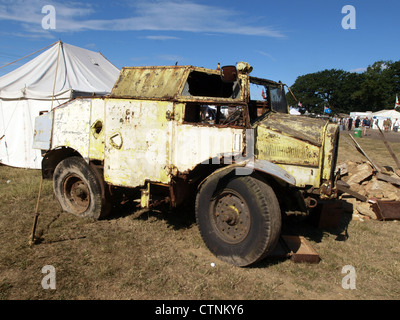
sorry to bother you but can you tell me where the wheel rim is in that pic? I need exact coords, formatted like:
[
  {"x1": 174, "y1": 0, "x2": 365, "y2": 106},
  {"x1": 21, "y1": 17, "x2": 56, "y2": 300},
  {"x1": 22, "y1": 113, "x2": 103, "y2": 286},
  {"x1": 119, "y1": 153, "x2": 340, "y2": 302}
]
[
  {"x1": 210, "y1": 189, "x2": 251, "y2": 244},
  {"x1": 63, "y1": 174, "x2": 90, "y2": 214}
]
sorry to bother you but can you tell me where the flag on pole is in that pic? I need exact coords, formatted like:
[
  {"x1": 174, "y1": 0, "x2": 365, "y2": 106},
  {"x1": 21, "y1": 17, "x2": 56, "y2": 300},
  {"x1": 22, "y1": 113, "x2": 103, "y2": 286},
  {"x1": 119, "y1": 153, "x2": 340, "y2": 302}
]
[{"x1": 324, "y1": 106, "x2": 331, "y2": 114}]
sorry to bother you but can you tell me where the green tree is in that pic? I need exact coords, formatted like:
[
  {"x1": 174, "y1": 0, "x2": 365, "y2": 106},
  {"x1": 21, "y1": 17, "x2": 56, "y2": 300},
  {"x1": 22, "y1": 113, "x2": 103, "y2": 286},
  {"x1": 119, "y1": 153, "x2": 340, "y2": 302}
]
[
  {"x1": 287, "y1": 69, "x2": 362, "y2": 114},
  {"x1": 353, "y1": 61, "x2": 393, "y2": 112},
  {"x1": 332, "y1": 72, "x2": 365, "y2": 114},
  {"x1": 383, "y1": 60, "x2": 400, "y2": 109},
  {"x1": 286, "y1": 72, "x2": 325, "y2": 113},
  {"x1": 287, "y1": 60, "x2": 400, "y2": 114}
]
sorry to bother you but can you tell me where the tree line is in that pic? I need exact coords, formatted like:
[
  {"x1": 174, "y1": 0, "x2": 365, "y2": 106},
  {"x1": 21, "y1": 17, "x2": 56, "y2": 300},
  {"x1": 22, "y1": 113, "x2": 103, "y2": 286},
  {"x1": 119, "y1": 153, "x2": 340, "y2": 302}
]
[{"x1": 286, "y1": 60, "x2": 400, "y2": 115}]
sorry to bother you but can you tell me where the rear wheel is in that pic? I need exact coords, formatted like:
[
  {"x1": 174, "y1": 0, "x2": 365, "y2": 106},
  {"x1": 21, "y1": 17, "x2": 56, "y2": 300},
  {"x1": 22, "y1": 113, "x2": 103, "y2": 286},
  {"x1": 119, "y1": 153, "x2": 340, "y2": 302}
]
[
  {"x1": 53, "y1": 157, "x2": 111, "y2": 219},
  {"x1": 196, "y1": 172, "x2": 281, "y2": 267}
]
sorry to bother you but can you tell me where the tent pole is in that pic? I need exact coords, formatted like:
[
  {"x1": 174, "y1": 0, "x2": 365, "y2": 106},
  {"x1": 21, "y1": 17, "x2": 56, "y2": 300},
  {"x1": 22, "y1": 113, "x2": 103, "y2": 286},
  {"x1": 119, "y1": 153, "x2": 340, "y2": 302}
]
[
  {"x1": 51, "y1": 41, "x2": 62, "y2": 110},
  {"x1": 29, "y1": 41, "x2": 60, "y2": 245}
]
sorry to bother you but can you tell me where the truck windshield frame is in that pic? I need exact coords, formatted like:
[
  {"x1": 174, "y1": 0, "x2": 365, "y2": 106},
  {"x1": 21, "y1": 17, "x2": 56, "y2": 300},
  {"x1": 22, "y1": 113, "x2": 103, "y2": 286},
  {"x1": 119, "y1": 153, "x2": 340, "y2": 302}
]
[
  {"x1": 269, "y1": 85, "x2": 288, "y2": 114},
  {"x1": 249, "y1": 76, "x2": 288, "y2": 115}
]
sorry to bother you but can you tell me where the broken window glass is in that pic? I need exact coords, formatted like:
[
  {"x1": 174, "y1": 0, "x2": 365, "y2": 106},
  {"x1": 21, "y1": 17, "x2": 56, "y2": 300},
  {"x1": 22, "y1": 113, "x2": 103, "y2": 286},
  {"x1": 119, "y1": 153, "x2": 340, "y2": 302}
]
[
  {"x1": 184, "y1": 104, "x2": 245, "y2": 127},
  {"x1": 181, "y1": 71, "x2": 241, "y2": 99}
]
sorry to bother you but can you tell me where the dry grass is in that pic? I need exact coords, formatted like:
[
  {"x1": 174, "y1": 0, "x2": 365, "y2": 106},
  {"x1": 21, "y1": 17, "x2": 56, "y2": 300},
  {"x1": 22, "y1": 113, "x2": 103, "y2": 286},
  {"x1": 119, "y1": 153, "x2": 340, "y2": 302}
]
[{"x1": 1, "y1": 129, "x2": 400, "y2": 300}]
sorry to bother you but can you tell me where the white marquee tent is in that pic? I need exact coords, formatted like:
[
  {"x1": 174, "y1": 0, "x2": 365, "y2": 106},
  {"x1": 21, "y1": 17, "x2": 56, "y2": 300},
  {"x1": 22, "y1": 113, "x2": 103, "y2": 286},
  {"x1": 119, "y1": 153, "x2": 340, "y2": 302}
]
[
  {"x1": 0, "y1": 41, "x2": 120, "y2": 169},
  {"x1": 371, "y1": 109, "x2": 400, "y2": 129}
]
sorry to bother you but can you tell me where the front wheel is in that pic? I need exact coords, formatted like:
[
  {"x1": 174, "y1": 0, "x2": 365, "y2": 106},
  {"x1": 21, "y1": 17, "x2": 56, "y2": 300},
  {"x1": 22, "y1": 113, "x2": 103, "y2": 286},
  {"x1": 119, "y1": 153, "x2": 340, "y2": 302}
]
[
  {"x1": 53, "y1": 157, "x2": 111, "y2": 219},
  {"x1": 195, "y1": 173, "x2": 281, "y2": 267}
]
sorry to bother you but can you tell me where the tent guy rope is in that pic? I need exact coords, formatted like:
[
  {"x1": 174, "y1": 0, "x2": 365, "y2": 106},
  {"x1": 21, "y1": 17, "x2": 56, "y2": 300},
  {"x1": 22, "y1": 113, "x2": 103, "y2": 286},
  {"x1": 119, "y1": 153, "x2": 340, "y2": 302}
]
[{"x1": 0, "y1": 41, "x2": 59, "y2": 70}]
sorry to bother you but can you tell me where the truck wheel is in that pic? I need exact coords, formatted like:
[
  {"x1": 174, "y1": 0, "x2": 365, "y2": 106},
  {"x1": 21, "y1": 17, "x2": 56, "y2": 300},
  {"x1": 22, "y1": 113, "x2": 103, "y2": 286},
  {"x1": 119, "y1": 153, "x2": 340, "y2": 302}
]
[
  {"x1": 53, "y1": 157, "x2": 110, "y2": 220},
  {"x1": 196, "y1": 173, "x2": 281, "y2": 267}
]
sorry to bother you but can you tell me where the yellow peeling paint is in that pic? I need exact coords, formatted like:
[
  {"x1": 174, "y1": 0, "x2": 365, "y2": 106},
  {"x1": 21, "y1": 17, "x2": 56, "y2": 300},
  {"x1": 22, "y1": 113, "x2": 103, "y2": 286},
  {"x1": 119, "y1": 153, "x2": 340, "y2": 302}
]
[
  {"x1": 103, "y1": 99, "x2": 172, "y2": 187},
  {"x1": 89, "y1": 99, "x2": 106, "y2": 161},
  {"x1": 255, "y1": 113, "x2": 337, "y2": 188},
  {"x1": 256, "y1": 127, "x2": 320, "y2": 167},
  {"x1": 321, "y1": 124, "x2": 339, "y2": 180}
]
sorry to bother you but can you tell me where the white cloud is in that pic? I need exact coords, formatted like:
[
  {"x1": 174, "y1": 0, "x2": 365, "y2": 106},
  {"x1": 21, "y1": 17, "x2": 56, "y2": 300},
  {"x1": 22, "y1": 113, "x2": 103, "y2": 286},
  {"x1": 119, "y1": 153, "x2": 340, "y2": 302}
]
[
  {"x1": 256, "y1": 50, "x2": 277, "y2": 62},
  {"x1": 157, "y1": 54, "x2": 184, "y2": 63},
  {"x1": 0, "y1": 0, "x2": 92, "y2": 24},
  {"x1": 143, "y1": 35, "x2": 180, "y2": 41},
  {"x1": 0, "y1": 0, "x2": 286, "y2": 38},
  {"x1": 349, "y1": 67, "x2": 367, "y2": 73}
]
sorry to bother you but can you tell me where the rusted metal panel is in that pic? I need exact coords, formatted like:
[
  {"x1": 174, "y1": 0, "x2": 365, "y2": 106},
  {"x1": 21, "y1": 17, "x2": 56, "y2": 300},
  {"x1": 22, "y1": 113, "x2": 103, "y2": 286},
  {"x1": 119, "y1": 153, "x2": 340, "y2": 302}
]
[
  {"x1": 257, "y1": 112, "x2": 328, "y2": 147},
  {"x1": 269, "y1": 235, "x2": 320, "y2": 263},
  {"x1": 110, "y1": 65, "x2": 247, "y2": 104},
  {"x1": 256, "y1": 126, "x2": 321, "y2": 167},
  {"x1": 251, "y1": 159, "x2": 296, "y2": 185},
  {"x1": 254, "y1": 113, "x2": 338, "y2": 188},
  {"x1": 255, "y1": 113, "x2": 326, "y2": 168},
  {"x1": 371, "y1": 200, "x2": 400, "y2": 220},
  {"x1": 276, "y1": 164, "x2": 321, "y2": 187},
  {"x1": 103, "y1": 98, "x2": 247, "y2": 187},
  {"x1": 103, "y1": 99, "x2": 173, "y2": 188},
  {"x1": 110, "y1": 66, "x2": 189, "y2": 100},
  {"x1": 88, "y1": 98, "x2": 106, "y2": 161},
  {"x1": 281, "y1": 235, "x2": 320, "y2": 263},
  {"x1": 51, "y1": 98, "x2": 93, "y2": 161}
]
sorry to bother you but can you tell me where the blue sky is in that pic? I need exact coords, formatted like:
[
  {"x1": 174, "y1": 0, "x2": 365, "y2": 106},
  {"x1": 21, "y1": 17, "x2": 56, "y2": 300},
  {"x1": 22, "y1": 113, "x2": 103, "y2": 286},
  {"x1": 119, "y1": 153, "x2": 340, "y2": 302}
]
[{"x1": 0, "y1": 0, "x2": 399, "y2": 86}]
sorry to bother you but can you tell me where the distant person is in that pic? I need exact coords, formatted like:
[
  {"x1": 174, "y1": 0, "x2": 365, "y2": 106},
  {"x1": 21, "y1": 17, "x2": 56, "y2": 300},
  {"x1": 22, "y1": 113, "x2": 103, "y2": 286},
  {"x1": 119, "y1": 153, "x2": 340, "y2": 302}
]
[
  {"x1": 355, "y1": 117, "x2": 361, "y2": 128},
  {"x1": 393, "y1": 118, "x2": 400, "y2": 132},
  {"x1": 384, "y1": 118, "x2": 392, "y2": 132},
  {"x1": 347, "y1": 117, "x2": 353, "y2": 130},
  {"x1": 339, "y1": 118, "x2": 345, "y2": 130},
  {"x1": 362, "y1": 118, "x2": 370, "y2": 136}
]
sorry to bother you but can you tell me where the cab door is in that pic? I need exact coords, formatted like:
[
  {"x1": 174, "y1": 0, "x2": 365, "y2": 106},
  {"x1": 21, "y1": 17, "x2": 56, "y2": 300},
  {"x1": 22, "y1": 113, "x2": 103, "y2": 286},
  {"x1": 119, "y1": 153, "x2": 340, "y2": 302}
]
[{"x1": 103, "y1": 99, "x2": 173, "y2": 188}]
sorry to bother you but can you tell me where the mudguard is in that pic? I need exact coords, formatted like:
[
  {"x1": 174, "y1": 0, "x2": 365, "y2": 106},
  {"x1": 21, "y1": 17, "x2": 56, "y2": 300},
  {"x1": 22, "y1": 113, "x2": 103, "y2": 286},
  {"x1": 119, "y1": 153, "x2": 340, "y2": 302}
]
[{"x1": 198, "y1": 158, "x2": 296, "y2": 190}]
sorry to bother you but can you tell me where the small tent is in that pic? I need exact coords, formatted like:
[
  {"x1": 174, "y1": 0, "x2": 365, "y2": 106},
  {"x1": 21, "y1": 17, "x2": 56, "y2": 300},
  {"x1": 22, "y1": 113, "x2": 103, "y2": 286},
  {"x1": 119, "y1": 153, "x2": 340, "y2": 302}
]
[
  {"x1": 371, "y1": 109, "x2": 400, "y2": 129},
  {"x1": 289, "y1": 107, "x2": 301, "y2": 115},
  {"x1": 0, "y1": 41, "x2": 120, "y2": 169}
]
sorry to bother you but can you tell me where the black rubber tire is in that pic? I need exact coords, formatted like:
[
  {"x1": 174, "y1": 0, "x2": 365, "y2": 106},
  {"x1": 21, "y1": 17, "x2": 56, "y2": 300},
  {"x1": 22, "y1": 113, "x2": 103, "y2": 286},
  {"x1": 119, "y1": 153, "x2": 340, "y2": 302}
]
[
  {"x1": 53, "y1": 157, "x2": 110, "y2": 220},
  {"x1": 195, "y1": 171, "x2": 281, "y2": 267}
]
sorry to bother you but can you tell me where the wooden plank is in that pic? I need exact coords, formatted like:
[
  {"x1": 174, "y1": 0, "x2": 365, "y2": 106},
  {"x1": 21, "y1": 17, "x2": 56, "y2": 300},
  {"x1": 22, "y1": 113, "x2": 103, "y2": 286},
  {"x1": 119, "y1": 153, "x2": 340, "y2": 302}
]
[
  {"x1": 348, "y1": 134, "x2": 382, "y2": 172},
  {"x1": 336, "y1": 183, "x2": 368, "y2": 202},
  {"x1": 376, "y1": 172, "x2": 400, "y2": 186}
]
